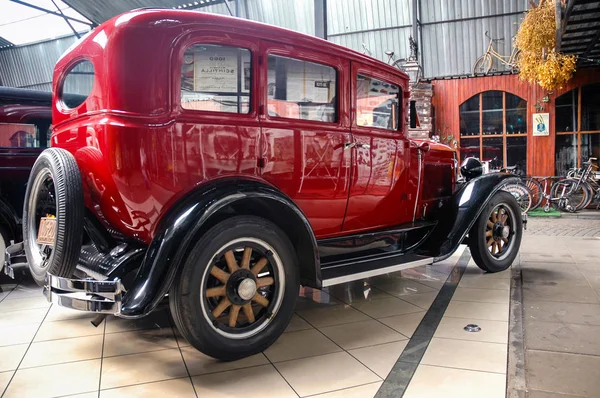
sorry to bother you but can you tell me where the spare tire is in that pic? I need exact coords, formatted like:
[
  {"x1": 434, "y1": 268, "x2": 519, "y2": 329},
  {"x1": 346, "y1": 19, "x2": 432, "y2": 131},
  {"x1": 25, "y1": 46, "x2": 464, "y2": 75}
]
[{"x1": 23, "y1": 148, "x2": 84, "y2": 286}]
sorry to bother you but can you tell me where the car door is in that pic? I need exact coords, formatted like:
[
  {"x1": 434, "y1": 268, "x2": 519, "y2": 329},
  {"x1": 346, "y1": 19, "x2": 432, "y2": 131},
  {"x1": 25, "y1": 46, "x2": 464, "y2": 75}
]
[
  {"x1": 258, "y1": 41, "x2": 352, "y2": 237},
  {"x1": 342, "y1": 62, "x2": 412, "y2": 232}
]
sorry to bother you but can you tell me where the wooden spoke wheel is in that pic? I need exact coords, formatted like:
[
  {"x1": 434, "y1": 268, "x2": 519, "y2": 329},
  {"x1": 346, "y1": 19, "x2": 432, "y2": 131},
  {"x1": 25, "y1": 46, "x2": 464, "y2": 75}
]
[
  {"x1": 201, "y1": 239, "x2": 283, "y2": 338},
  {"x1": 469, "y1": 191, "x2": 523, "y2": 273},
  {"x1": 485, "y1": 204, "x2": 515, "y2": 259}
]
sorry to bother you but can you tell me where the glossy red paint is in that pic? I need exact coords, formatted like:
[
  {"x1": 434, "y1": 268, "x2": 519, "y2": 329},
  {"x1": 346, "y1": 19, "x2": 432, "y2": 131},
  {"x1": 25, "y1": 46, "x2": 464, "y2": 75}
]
[{"x1": 51, "y1": 9, "x2": 454, "y2": 243}]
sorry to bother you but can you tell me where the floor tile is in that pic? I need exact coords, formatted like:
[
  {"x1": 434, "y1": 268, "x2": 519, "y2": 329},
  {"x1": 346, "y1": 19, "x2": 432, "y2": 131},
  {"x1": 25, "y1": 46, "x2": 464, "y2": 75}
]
[
  {"x1": 296, "y1": 304, "x2": 369, "y2": 328},
  {"x1": 527, "y1": 391, "x2": 584, "y2": 398},
  {"x1": 522, "y1": 263, "x2": 588, "y2": 284},
  {"x1": 295, "y1": 288, "x2": 341, "y2": 311},
  {"x1": 320, "y1": 319, "x2": 407, "y2": 350},
  {"x1": 403, "y1": 364, "x2": 506, "y2": 398},
  {"x1": 434, "y1": 317, "x2": 508, "y2": 344},
  {"x1": 378, "y1": 311, "x2": 426, "y2": 338},
  {"x1": 421, "y1": 338, "x2": 507, "y2": 374},
  {"x1": 308, "y1": 381, "x2": 382, "y2": 397},
  {"x1": 104, "y1": 310, "x2": 171, "y2": 333},
  {"x1": 524, "y1": 320, "x2": 600, "y2": 356},
  {"x1": 522, "y1": 283, "x2": 599, "y2": 304},
  {"x1": 2, "y1": 359, "x2": 100, "y2": 398},
  {"x1": 457, "y1": 275, "x2": 511, "y2": 290},
  {"x1": 180, "y1": 346, "x2": 269, "y2": 376},
  {"x1": 264, "y1": 328, "x2": 341, "y2": 363},
  {"x1": 326, "y1": 282, "x2": 393, "y2": 304},
  {"x1": 452, "y1": 287, "x2": 510, "y2": 304},
  {"x1": 350, "y1": 297, "x2": 423, "y2": 319},
  {"x1": 523, "y1": 301, "x2": 600, "y2": 326},
  {"x1": 397, "y1": 292, "x2": 438, "y2": 310},
  {"x1": 370, "y1": 278, "x2": 438, "y2": 297},
  {"x1": 0, "y1": 371, "x2": 13, "y2": 395},
  {"x1": 0, "y1": 296, "x2": 50, "y2": 312},
  {"x1": 193, "y1": 364, "x2": 297, "y2": 398},
  {"x1": 3, "y1": 284, "x2": 43, "y2": 300},
  {"x1": 0, "y1": 322, "x2": 39, "y2": 346},
  {"x1": 348, "y1": 340, "x2": 408, "y2": 378},
  {"x1": 35, "y1": 317, "x2": 104, "y2": 342},
  {"x1": 284, "y1": 314, "x2": 314, "y2": 333},
  {"x1": 44, "y1": 305, "x2": 97, "y2": 322},
  {"x1": 527, "y1": 350, "x2": 600, "y2": 397},
  {"x1": 101, "y1": 348, "x2": 188, "y2": 389},
  {"x1": 274, "y1": 351, "x2": 380, "y2": 397},
  {"x1": 101, "y1": 378, "x2": 196, "y2": 398},
  {"x1": 21, "y1": 335, "x2": 103, "y2": 368},
  {"x1": 444, "y1": 300, "x2": 509, "y2": 321},
  {"x1": 0, "y1": 307, "x2": 48, "y2": 327},
  {"x1": 462, "y1": 264, "x2": 511, "y2": 278},
  {"x1": 0, "y1": 344, "x2": 28, "y2": 372},
  {"x1": 103, "y1": 327, "x2": 178, "y2": 357},
  {"x1": 520, "y1": 253, "x2": 574, "y2": 263}
]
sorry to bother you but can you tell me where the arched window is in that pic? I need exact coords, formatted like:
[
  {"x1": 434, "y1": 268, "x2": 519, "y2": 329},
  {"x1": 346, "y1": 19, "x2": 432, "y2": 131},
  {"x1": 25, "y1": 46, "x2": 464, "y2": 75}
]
[
  {"x1": 555, "y1": 83, "x2": 600, "y2": 175},
  {"x1": 459, "y1": 91, "x2": 527, "y2": 173}
]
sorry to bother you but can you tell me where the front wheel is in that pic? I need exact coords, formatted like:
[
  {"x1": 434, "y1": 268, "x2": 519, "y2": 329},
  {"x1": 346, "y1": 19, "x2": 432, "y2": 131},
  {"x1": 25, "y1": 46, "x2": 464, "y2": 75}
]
[
  {"x1": 473, "y1": 54, "x2": 492, "y2": 75},
  {"x1": 169, "y1": 215, "x2": 299, "y2": 361},
  {"x1": 469, "y1": 191, "x2": 523, "y2": 273}
]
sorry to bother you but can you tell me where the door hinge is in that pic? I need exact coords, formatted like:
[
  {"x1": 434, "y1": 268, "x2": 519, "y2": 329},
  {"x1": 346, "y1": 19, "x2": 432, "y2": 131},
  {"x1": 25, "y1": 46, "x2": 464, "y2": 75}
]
[{"x1": 257, "y1": 157, "x2": 265, "y2": 168}]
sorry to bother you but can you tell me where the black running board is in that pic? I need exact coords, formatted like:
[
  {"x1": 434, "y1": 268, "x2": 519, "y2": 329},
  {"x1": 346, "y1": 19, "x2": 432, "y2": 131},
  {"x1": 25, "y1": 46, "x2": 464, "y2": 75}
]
[{"x1": 321, "y1": 253, "x2": 433, "y2": 287}]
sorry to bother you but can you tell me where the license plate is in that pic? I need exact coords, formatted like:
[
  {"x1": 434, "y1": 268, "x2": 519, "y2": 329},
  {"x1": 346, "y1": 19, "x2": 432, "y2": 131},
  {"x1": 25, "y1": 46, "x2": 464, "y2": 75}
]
[{"x1": 37, "y1": 217, "x2": 57, "y2": 246}]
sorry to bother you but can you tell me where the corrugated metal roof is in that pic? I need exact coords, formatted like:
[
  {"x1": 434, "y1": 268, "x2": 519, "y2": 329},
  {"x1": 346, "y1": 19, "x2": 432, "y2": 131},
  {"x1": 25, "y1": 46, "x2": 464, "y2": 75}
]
[
  {"x1": 0, "y1": 37, "x2": 14, "y2": 50},
  {"x1": 0, "y1": 35, "x2": 78, "y2": 88}
]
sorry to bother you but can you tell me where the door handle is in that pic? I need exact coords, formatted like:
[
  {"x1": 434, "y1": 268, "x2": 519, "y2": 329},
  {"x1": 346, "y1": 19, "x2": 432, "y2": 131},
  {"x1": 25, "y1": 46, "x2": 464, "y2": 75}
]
[{"x1": 344, "y1": 142, "x2": 370, "y2": 150}]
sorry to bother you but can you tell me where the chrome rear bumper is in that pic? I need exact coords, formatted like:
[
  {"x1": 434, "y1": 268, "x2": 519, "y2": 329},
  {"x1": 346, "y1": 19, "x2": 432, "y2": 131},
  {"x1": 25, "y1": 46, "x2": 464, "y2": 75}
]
[{"x1": 43, "y1": 274, "x2": 123, "y2": 315}]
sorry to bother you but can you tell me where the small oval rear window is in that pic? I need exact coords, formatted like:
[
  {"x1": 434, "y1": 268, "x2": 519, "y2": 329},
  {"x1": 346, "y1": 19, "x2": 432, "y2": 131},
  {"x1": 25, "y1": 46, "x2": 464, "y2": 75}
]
[{"x1": 60, "y1": 60, "x2": 94, "y2": 109}]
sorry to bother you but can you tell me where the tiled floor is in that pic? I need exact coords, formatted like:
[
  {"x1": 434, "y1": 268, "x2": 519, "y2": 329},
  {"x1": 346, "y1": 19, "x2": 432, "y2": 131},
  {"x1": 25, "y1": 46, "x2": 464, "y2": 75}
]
[{"x1": 0, "y1": 244, "x2": 516, "y2": 398}]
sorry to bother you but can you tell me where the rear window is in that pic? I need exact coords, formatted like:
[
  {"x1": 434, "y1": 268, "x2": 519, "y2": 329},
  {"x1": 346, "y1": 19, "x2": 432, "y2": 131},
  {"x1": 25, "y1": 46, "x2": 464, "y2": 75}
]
[
  {"x1": 180, "y1": 44, "x2": 251, "y2": 114},
  {"x1": 0, "y1": 121, "x2": 51, "y2": 148},
  {"x1": 60, "y1": 60, "x2": 94, "y2": 109}
]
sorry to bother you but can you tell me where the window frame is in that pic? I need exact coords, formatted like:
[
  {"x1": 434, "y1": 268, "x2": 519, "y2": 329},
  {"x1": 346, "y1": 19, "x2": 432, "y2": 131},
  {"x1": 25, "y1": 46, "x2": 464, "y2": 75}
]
[
  {"x1": 174, "y1": 33, "x2": 260, "y2": 120},
  {"x1": 263, "y1": 51, "x2": 341, "y2": 126},
  {"x1": 351, "y1": 64, "x2": 406, "y2": 136},
  {"x1": 458, "y1": 91, "x2": 528, "y2": 169},
  {"x1": 57, "y1": 57, "x2": 95, "y2": 112},
  {"x1": 555, "y1": 84, "x2": 600, "y2": 169}
]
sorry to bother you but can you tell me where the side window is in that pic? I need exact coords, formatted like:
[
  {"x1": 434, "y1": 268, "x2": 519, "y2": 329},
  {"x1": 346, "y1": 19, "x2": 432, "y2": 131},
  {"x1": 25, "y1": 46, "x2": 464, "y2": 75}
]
[
  {"x1": 181, "y1": 44, "x2": 251, "y2": 114},
  {"x1": 60, "y1": 60, "x2": 94, "y2": 109},
  {"x1": 267, "y1": 55, "x2": 337, "y2": 122},
  {"x1": 356, "y1": 74, "x2": 400, "y2": 131}
]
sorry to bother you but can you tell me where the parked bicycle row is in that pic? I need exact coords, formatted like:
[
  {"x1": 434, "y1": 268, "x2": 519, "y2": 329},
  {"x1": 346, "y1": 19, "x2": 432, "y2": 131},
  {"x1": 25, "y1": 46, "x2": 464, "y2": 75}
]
[{"x1": 493, "y1": 158, "x2": 599, "y2": 214}]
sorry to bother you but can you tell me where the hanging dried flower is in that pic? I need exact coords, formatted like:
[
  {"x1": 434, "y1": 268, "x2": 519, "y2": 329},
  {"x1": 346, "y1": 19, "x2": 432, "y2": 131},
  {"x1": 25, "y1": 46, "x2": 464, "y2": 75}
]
[{"x1": 515, "y1": 0, "x2": 577, "y2": 90}]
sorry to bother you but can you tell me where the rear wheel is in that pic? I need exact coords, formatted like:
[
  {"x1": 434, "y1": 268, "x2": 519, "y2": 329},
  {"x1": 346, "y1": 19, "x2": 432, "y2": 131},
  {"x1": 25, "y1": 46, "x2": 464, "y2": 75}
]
[
  {"x1": 170, "y1": 216, "x2": 299, "y2": 361},
  {"x1": 523, "y1": 177, "x2": 544, "y2": 211},
  {"x1": 469, "y1": 191, "x2": 522, "y2": 273},
  {"x1": 22, "y1": 148, "x2": 83, "y2": 286},
  {"x1": 550, "y1": 179, "x2": 590, "y2": 212},
  {"x1": 503, "y1": 183, "x2": 532, "y2": 213}
]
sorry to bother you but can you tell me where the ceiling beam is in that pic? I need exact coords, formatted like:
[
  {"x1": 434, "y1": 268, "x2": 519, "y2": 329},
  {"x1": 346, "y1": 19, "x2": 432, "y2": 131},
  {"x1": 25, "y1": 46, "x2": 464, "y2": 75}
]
[
  {"x1": 9, "y1": 0, "x2": 92, "y2": 26},
  {"x1": 562, "y1": 34, "x2": 596, "y2": 41},
  {"x1": 564, "y1": 26, "x2": 600, "y2": 34},
  {"x1": 581, "y1": 28, "x2": 600, "y2": 58}
]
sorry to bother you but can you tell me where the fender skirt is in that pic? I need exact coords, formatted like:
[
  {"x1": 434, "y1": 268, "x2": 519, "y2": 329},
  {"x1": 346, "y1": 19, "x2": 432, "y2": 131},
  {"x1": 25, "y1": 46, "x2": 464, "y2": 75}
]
[
  {"x1": 418, "y1": 173, "x2": 519, "y2": 261},
  {"x1": 119, "y1": 178, "x2": 319, "y2": 318}
]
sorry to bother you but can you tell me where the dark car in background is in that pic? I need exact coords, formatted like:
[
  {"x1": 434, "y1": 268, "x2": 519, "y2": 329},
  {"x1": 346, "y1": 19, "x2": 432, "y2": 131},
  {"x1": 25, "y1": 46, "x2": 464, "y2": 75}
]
[{"x1": 0, "y1": 87, "x2": 52, "y2": 257}]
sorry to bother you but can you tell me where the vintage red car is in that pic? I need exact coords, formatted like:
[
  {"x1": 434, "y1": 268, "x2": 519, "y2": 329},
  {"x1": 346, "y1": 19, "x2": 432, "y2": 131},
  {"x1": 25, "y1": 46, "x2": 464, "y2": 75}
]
[{"x1": 9, "y1": 9, "x2": 522, "y2": 360}]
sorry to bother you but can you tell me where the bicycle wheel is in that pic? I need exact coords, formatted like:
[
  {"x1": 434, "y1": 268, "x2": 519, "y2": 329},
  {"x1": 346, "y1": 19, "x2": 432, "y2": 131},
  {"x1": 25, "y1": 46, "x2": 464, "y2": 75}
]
[
  {"x1": 550, "y1": 179, "x2": 590, "y2": 212},
  {"x1": 523, "y1": 177, "x2": 543, "y2": 211},
  {"x1": 473, "y1": 54, "x2": 492, "y2": 75},
  {"x1": 502, "y1": 183, "x2": 532, "y2": 213}
]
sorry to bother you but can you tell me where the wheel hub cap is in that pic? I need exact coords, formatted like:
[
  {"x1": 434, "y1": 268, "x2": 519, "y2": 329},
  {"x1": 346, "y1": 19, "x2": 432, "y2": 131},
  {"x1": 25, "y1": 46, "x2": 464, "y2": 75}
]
[{"x1": 238, "y1": 278, "x2": 257, "y2": 300}]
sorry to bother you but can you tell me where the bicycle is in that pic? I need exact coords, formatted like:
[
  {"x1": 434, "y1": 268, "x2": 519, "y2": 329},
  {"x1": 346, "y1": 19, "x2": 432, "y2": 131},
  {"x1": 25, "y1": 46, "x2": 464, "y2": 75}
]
[
  {"x1": 560, "y1": 158, "x2": 599, "y2": 210},
  {"x1": 362, "y1": 41, "x2": 423, "y2": 86},
  {"x1": 473, "y1": 31, "x2": 521, "y2": 76}
]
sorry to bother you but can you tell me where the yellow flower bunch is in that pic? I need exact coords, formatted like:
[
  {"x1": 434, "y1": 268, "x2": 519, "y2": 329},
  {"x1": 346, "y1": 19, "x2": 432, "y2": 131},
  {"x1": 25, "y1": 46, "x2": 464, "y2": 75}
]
[{"x1": 515, "y1": 0, "x2": 577, "y2": 90}]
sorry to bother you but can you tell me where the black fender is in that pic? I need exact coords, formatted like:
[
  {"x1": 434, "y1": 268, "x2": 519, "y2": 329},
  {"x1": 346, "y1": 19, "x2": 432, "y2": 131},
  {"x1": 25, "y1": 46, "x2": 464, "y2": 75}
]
[
  {"x1": 119, "y1": 177, "x2": 320, "y2": 318},
  {"x1": 418, "y1": 173, "x2": 520, "y2": 261}
]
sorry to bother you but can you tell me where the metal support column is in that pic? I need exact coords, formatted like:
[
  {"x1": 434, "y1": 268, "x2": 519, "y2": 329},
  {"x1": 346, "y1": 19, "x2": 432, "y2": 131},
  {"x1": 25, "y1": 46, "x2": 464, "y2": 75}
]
[{"x1": 314, "y1": 0, "x2": 327, "y2": 39}]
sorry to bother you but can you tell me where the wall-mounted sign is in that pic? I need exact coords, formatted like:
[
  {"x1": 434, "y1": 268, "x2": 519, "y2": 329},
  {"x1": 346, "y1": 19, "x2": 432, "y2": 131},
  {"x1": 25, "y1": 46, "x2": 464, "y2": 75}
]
[
  {"x1": 532, "y1": 113, "x2": 550, "y2": 136},
  {"x1": 314, "y1": 81, "x2": 330, "y2": 88}
]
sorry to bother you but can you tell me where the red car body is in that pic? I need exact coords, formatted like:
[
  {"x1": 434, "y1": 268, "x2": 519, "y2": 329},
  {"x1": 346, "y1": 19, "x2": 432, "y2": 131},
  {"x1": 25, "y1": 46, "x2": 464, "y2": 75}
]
[{"x1": 51, "y1": 9, "x2": 456, "y2": 245}]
